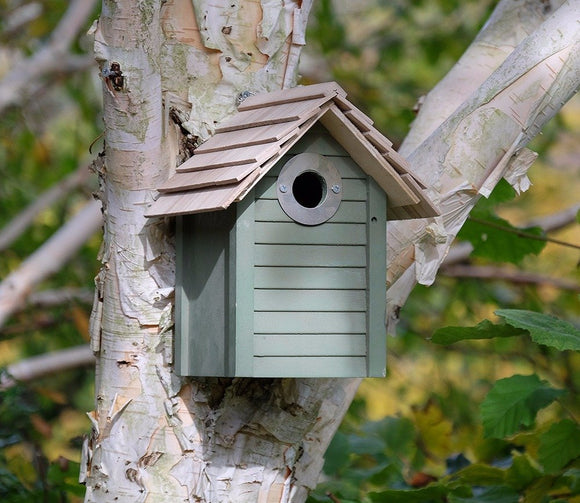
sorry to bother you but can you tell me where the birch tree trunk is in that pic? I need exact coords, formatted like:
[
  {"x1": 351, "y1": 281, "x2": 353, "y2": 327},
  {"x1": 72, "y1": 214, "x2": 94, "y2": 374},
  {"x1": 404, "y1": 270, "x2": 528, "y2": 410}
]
[{"x1": 83, "y1": 0, "x2": 579, "y2": 501}]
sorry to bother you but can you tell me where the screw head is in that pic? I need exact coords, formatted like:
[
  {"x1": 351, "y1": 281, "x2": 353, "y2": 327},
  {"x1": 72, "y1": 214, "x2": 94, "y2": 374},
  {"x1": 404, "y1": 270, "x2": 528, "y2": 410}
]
[
  {"x1": 279, "y1": 184, "x2": 288, "y2": 193},
  {"x1": 331, "y1": 184, "x2": 341, "y2": 194}
]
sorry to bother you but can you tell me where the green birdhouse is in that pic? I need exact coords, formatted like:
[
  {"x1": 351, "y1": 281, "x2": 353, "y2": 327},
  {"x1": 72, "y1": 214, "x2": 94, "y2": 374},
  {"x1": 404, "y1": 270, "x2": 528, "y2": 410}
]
[{"x1": 146, "y1": 82, "x2": 438, "y2": 378}]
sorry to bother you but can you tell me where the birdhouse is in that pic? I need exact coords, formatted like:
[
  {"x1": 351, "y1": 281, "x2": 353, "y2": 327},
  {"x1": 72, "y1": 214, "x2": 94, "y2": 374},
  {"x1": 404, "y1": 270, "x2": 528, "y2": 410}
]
[{"x1": 146, "y1": 82, "x2": 438, "y2": 378}]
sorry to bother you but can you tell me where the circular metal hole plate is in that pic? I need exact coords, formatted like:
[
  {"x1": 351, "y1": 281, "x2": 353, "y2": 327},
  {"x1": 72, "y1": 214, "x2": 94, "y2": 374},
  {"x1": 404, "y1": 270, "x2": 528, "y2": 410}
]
[{"x1": 277, "y1": 153, "x2": 342, "y2": 226}]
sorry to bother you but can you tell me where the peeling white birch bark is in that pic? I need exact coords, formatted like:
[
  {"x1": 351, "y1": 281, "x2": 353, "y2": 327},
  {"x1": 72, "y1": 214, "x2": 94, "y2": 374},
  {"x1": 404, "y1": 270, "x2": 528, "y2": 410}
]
[
  {"x1": 83, "y1": 1, "x2": 579, "y2": 502},
  {"x1": 386, "y1": 1, "x2": 579, "y2": 331},
  {"x1": 400, "y1": 0, "x2": 567, "y2": 155},
  {"x1": 86, "y1": 2, "x2": 358, "y2": 502}
]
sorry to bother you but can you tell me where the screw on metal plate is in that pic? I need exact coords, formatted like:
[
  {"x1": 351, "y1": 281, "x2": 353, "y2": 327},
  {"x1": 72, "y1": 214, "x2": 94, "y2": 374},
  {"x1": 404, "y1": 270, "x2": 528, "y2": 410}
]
[
  {"x1": 279, "y1": 184, "x2": 288, "y2": 193},
  {"x1": 331, "y1": 184, "x2": 341, "y2": 194}
]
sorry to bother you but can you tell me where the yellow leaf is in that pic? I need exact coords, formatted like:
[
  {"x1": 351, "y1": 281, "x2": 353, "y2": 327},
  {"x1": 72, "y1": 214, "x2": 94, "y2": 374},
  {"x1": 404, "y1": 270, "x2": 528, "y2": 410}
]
[{"x1": 413, "y1": 400, "x2": 453, "y2": 460}]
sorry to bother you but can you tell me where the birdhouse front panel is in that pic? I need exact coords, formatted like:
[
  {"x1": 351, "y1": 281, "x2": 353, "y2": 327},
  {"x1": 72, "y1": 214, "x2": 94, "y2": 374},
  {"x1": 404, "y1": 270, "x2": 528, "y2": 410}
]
[
  {"x1": 147, "y1": 82, "x2": 440, "y2": 378},
  {"x1": 249, "y1": 129, "x2": 387, "y2": 377}
]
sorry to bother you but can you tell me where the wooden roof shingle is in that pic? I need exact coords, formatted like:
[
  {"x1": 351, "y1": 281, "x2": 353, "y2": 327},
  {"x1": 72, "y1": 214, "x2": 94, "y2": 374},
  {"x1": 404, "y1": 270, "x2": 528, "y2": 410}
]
[{"x1": 146, "y1": 82, "x2": 439, "y2": 220}]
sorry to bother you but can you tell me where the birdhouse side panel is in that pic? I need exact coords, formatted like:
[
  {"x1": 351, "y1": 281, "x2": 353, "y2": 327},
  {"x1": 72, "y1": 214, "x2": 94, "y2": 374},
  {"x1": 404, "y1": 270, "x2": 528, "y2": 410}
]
[
  {"x1": 175, "y1": 211, "x2": 236, "y2": 376},
  {"x1": 366, "y1": 177, "x2": 388, "y2": 377}
]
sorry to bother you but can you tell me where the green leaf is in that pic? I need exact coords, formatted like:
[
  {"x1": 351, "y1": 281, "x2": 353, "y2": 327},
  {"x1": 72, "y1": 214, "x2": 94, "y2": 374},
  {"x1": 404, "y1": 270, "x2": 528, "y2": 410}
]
[
  {"x1": 363, "y1": 416, "x2": 416, "y2": 458},
  {"x1": 368, "y1": 484, "x2": 448, "y2": 502},
  {"x1": 495, "y1": 310, "x2": 580, "y2": 351},
  {"x1": 348, "y1": 433, "x2": 385, "y2": 456},
  {"x1": 46, "y1": 459, "x2": 86, "y2": 497},
  {"x1": 475, "y1": 179, "x2": 517, "y2": 210},
  {"x1": 457, "y1": 214, "x2": 545, "y2": 264},
  {"x1": 505, "y1": 453, "x2": 542, "y2": 490},
  {"x1": 448, "y1": 485, "x2": 519, "y2": 503},
  {"x1": 323, "y1": 431, "x2": 351, "y2": 475},
  {"x1": 539, "y1": 419, "x2": 580, "y2": 473},
  {"x1": 561, "y1": 468, "x2": 580, "y2": 494},
  {"x1": 368, "y1": 463, "x2": 407, "y2": 487},
  {"x1": 480, "y1": 375, "x2": 565, "y2": 439},
  {"x1": 524, "y1": 476, "x2": 559, "y2": 502},
  {"x1": 452, "y1": 464, "x2": 506, "y2": 486},
  {"x1": 431, "y1": 320, "x2": 526, "y2": 345}
]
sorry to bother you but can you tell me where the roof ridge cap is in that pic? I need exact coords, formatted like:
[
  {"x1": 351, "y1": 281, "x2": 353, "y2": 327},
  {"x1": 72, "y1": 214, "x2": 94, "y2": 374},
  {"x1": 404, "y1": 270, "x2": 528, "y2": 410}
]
[{"x1": 236, "y1": 81, "x2": 345, "y2": 111}]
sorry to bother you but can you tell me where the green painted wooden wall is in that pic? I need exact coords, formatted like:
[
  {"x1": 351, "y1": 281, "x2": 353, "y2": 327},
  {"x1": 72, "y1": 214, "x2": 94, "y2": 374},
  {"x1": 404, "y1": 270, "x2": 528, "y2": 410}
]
[{"x1": 175, "y1": 127, "x2": 387, "y2": 378}]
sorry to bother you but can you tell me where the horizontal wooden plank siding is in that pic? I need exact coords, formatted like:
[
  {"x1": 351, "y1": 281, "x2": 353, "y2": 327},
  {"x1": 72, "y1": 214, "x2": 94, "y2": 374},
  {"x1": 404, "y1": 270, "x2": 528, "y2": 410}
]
[
  {"x1": 255, "y1": 222, "x2": 366, "y2": 245},
  {"x1": 254, "y1": 334, "x2": 366, "y2": 356},
  {"x1": 253, "y1": 356, "x2": 367, "y2": 377},
  {"x1": 255, "y1": 244, "x2": 366, "y2": 267},
  {"x1": 247, "y1": 129, "x2": 377, "y2": 377},
  {"x1": 255, "y1": 200, "x2": 367, "y2": 224},
  {"x1": 254, "y1": 312, "x2": 366, "y2": 334},
  {"x1": 254, "y1": 289, "x2": 366, "y2": 312},
  {"x1": 254, "y1": 266, "x2": 366, "y2": 289}
]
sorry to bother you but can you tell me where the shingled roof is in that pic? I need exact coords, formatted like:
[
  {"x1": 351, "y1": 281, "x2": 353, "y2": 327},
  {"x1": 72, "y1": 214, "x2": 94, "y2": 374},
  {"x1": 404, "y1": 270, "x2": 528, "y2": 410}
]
[{"x1": 145, "y1": 82, "x2": 438, "y2": 220}]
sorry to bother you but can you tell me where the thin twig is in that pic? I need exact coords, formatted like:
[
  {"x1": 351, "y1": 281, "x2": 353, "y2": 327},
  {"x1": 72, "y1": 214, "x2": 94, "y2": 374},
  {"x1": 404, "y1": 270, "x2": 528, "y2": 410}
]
[
  {"x1": 467, "y1": 215, "x2": 580, "y2": 251},
  {"x1": 325, "y1": 492, "x2": 342, "y2": 503},
  {"x1": 0, "y1": 345, "x2": 94, "y2": 390},
  {"x1": 27, "y1": 288, "x2": 94, "y2": 308},
  {"x1": 0, "y1": 164, "x2": 92, "y2": 252},
  {"x1": 443, "y1": 204, "x2": 580, "y2": 266},
  {"x1": 0, "y1": 199, "x2": 102, "y2": 330},
  {"x1": 527, "y1": 204, "x2": 580, "y2": 232},
  {"x1": 0, "y1": 313, "x2": 60, "y2": 337},
  {"x1": 0, "y1": 0, "x2": 98, "y2": 112},
  {"x1": 441, "y1": 265, "x2": 580, "y2": 292}
]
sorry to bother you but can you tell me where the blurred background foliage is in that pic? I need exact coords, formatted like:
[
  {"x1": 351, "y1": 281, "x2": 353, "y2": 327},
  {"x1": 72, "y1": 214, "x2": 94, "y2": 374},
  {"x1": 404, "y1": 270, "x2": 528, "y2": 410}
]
[
  {"x1": 0, "y1": 0, "x2": 578, "y2": 501},
  {"x1": 0, "y1": 0, "x2": 101, "y2": 500}
]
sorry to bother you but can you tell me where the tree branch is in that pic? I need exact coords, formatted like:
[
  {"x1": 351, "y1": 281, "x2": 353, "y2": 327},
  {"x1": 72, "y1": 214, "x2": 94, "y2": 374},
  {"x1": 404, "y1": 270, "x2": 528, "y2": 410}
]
[
  {"x1": 441, "y1": 264, "x2": 580, "y2": 292},
  {"x1": 386, "y1": 1, "x2": 579, "y2": 331},
  {"x1": 399, "y1": 0, "x2": 567, "y2": 155},
  {"x1": 467, "y1": 215, "x2": 580, "y2": 250},
  {"x1": 2, "y1": 2, "x2": 42, "y2": 38},
  {"x1": 0, "y1": 164, "x2": 92, "y2": 252},
  {"x1": 0, "y1": 344, "x2": 94, "y2": 390},
  {"x1": 27, "y1": 288, "x2": 94, "y2": 308},
  {"x1": 442, "y1": 203, "x2": 580, "y2": 266},
  {"x1": 0, "y1": 0, "x2": 98, "y2": 112},
  {"x1": 0, "y1": 199, "x2": 102, "y2": 329}
]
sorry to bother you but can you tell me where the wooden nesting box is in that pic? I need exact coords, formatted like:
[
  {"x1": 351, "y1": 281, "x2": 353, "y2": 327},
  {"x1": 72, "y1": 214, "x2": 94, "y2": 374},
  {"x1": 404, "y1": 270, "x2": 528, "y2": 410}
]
[{"x1": 146, "y1": 82, "x2": 438, "y2": 378}]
